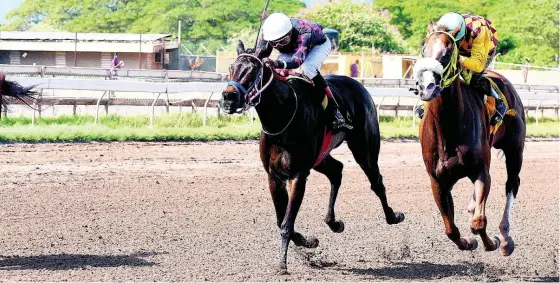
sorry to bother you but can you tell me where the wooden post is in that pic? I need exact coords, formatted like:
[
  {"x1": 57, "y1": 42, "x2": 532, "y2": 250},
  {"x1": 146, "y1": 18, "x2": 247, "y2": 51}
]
[
  {"x1": 178, "y1": 21, "x2": 182, "y2": 68},
  {"x1": 74, "y1": 32, "x2": 78, "y2": 66},
  {"x1": 360, "y1": 51, "x2": 365, "y2": 79},
  {"x1": 138, "y1": 34, "x2": 142, "y2": 69}
]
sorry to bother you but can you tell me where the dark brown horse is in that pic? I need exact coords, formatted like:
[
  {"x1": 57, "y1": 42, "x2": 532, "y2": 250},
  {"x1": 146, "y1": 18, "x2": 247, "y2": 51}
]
[
  {"x1": 413, "y1": 24, "x2": 525, "y2": 256},
  {"x1": 0, "y1": 73, "x2": 38, "y2": 118},
  {"x1": 220, "y1": 41, "x2": 405, "y2": 273}
]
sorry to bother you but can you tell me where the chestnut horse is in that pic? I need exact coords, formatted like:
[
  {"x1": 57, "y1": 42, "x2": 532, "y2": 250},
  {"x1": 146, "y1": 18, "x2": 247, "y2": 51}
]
[
  {"x1": 220, "y1": 41, "x2": 405, "y2": 273},
  {"x1": 413, "y1": 24, "x2": 525, "y2": 256}
]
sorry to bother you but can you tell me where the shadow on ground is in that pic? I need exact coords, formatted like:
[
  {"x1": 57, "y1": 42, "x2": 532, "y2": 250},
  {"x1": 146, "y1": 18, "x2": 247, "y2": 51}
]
[{"x1": 0, "y1": 252, "x2": 157, "y2": 270}]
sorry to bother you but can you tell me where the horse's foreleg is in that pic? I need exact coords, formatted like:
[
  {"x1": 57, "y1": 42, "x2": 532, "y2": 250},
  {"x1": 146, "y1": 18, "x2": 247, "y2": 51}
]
[
  {"x1": 431, "y1": 176, "x2": 478, "y2": 250},
  {"x1": 314, "y1": 155, "x2": 345, "y2": 233},
  {"x1": 268, "y1": 175, "x2": 288, "y2": 228},
  {"x1": 278, "y1": 171, "x2": 317, "y2": 274},
  {"x1": 471, "y1": 170, "x2": 500, "y2": 251},
  {"x1": 467, "y1": 192, "x2": 476, "y2": 226}
]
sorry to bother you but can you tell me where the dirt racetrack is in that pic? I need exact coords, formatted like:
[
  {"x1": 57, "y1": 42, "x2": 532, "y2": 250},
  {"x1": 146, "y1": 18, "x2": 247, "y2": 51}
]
[{"x1": 0, "y1": 140, "x2": 558, "y2": 281}]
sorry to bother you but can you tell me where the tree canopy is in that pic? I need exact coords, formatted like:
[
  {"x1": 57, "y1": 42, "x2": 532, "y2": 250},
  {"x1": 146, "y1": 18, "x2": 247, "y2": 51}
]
[
  {"x1": 4, "y1": 0, "x2": 558, "y2": 66},
  {"x1": 297, "y1": 0, "x2": 408, "y2": 53},
  {"x1": 4, "y1": 0, "x2": 305, "y2": 54},
  {"x1": 375, "y1": 0, "x2": 559, "y2": 66}
]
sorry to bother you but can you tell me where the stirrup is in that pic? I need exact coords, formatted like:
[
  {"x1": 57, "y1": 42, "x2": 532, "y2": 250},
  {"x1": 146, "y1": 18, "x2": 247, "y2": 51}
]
[
  {"x1": 333, "y1": 110, "x2": 353, "y2": 131},
  {"x1": 491, "y1": 101, "x2": 506, "y2": 125},
  {"x1": 415, "y1": 106, "x2": 425, "y2": 119},
  {"x1": 490, "y1": 111, "x2": 504, "y2": 126}
]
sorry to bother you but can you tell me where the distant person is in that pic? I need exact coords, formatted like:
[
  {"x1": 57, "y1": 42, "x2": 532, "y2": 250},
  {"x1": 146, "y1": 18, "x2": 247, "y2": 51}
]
[
  {"x1": 350, "y1": 60, "x2": 359, "y2": 78},
  {"x1": 112, "y1": 53, "x2": 124, "y2": 68}
]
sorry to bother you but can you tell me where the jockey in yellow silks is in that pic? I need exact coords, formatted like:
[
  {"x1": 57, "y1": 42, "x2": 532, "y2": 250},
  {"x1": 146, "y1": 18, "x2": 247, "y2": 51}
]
[{"x1": 416, "y1": 12, "x2": 506, "y2": 125}]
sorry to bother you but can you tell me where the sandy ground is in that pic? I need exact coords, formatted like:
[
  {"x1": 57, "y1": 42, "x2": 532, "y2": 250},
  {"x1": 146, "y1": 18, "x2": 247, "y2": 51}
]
[{"x1": 0, "y1": 140, "x2": 558, "y2": 281}]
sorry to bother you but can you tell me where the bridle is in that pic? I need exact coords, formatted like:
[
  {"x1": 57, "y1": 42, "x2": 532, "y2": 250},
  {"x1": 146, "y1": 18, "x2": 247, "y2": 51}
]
[
  {"x1": 426, "y1": 30, "x2": 461, "y2": 89},
  {"x1": 225, "y1": 53, "x2": 298, "y2": 136},
  {"x1": 226, "y1": 53, "x2": 274, "y2": 111}
]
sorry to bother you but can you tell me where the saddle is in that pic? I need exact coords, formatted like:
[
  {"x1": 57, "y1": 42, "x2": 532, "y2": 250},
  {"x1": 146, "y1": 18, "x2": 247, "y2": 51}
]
[
  {"x1": 272, "y1": 69, "x2": 314, "y2": 85},
  {"x1": 271, "y1": 69, "x2": 349, "y2": 167}
]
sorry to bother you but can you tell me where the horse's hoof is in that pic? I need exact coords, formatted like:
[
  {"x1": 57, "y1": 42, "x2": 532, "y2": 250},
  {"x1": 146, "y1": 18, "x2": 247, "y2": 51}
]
[
  {"x1": 500, "y1": 236, "x2": 515, "y2": 256},
  {"x1": 330, "y1": 220, "x2": 345, "y2": 233},
  {"x1": 484, "y1": 236, "x2": 500, "y2": 252},
  {"x1": 460, "y1": 237, "x2": 478, "y2": 250},
  {"x1": 277, "y1": 267, "x2": 289, "y2": 275},
  {"x1": 292, "y1": 233, "x2": 319, "y2": 248},
  {"x1": 305, "y1": 236, "x2": 319, "y2": 248},
  {"x1": 392, "y1": 211, "x2": 405, "y2": 224}
]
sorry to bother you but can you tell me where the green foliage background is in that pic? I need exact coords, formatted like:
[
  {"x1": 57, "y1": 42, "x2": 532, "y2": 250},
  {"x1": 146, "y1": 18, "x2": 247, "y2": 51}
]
[{"x1": 4, "y1": 0, "x2": 559, "y2": 65}]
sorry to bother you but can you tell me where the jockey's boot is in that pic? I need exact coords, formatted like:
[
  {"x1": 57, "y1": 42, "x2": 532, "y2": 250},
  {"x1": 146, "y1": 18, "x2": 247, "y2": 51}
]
[
  {"x1": 312, "y1": 74, "x2": 352, "y2": 133},
  {"x1": 490, "y1": 87, "x2": 506, "y2": 125},
  {"x1": 476, "y1": 74, "x2": 506, "y2": 126}
]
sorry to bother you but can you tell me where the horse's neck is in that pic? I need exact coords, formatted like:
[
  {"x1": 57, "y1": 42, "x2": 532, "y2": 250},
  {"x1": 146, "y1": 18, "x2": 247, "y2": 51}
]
[
  {"x1": 254, "y1": 76, "x2": 299, "y2": 135},
  {"x1": 431, "y1": 79, "x2": 487, "y2": 149},
  {"x1": 429, "y1": 80, "x2": 465, "y2": 150}
]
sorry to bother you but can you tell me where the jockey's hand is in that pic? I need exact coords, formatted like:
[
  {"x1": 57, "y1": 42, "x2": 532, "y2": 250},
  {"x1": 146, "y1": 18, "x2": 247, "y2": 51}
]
[{"x1": 263, "y1": 58, "x2": 279, "y2": 68}]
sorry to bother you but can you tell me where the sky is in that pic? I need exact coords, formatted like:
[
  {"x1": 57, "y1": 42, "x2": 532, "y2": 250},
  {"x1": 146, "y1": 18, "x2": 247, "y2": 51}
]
[{"x1": 0, "y1": 0, "x2": 373, "y2": 24}]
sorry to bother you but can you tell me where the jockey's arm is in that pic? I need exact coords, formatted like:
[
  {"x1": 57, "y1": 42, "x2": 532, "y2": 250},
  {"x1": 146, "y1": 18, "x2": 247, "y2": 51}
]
[
  {"x1": 460, "y1": 26, "x2": 491, "y2": 73},
  {"x1": 276, "y1": 33, "x2": 310, "y2": 69}
]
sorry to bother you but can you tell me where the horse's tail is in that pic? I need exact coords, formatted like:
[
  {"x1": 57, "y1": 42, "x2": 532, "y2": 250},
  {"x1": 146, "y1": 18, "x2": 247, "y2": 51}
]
[{"x1": 0, "y1": 73, "x2": 38, "y2": 112}]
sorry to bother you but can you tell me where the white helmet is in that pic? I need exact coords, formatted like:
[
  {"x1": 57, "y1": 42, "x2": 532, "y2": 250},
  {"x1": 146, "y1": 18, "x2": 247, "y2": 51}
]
[
  {"x1": 262, "y1": 13, "x2": 293, "y2": 41},
  {"x1": 436, "y1": 12, "x2": 466, "y2": 41}
]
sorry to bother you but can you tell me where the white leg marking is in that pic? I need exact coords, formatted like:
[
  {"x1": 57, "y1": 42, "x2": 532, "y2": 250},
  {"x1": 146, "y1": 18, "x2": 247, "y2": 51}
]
[{"x1": 500, "y1": 192, "x2": 515, "y2": 239}]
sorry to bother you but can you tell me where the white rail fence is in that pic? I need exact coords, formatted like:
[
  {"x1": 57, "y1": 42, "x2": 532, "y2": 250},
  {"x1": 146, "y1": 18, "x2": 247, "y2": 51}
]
[
  {"x1": 0, "y1": 64, "x2": 227, "y2": 82},
  {"x1": 3, "y1": 76, "x2": 559, "y2": 127}
]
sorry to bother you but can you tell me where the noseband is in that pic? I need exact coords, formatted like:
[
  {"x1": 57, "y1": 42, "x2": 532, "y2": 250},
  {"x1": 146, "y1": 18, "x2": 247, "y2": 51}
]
[{"x1": 226, "y1": 54, "x2": 274, "y2": 109}]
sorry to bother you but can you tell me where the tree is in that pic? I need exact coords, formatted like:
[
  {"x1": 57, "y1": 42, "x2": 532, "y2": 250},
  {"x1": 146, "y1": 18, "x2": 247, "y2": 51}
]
[
  {"x1": 487, "y1": 0, "x2": 559, "y2": 67},
  {"x1": 298, "y1": 0, "x2": 408, "y2": 53},
  {"x1": 4, "y1": 0, "x2": 305, "y2": 54},
  {"x1": 375, "y1": 0, "x2": 559, "y2": 66},
  {"x1": 375, "y1": 0, "x2": 465, "y2": 49}
]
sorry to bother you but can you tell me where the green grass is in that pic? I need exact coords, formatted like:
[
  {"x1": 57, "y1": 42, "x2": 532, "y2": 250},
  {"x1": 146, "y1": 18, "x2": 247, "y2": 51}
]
[
  {"x1": 525, "y1": 116, "x2": 560, "y2": 138},
  {"x1": 0, "y1": 113, "x2": 557, "y2": 143}
]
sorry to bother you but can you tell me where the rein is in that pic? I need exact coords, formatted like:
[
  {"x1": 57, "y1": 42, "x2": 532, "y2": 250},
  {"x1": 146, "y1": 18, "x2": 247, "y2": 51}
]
[
  {"x1": 429, "y1": 30, "x2": 461, "y2": 88},
  {"x1": 226, "y1": 53, "x2": 298, "y2": 136}
]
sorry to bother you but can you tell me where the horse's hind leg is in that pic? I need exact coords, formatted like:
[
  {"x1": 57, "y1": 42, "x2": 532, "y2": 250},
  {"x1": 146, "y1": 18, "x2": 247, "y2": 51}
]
[
  {"x1": 314, "y1": 155, "x2": 345, "y2": 233},
  {"x1": 499, "y1": 146, "x2": 523, "y2": 256},
  {"x1": 346, "y1": 136, "x2": 404, "y2": 224}
]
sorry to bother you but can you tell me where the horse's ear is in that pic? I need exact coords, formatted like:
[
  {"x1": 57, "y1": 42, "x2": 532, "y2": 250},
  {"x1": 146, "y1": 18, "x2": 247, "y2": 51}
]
[
  {"x1": 237, "y1": 40, "x2": 245, "y2": 55},
  {"x1": 428, "y1": 21, "x2": 435, "y2": 33},
  {"x1": 450, "y1": 26, "x2": 461, "y2": 38}
]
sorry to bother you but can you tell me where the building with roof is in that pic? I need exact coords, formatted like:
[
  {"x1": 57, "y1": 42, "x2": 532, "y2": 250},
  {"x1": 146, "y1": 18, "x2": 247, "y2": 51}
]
[{"x1": 0, "y1": 31, "x2": 179, "y2": 69}]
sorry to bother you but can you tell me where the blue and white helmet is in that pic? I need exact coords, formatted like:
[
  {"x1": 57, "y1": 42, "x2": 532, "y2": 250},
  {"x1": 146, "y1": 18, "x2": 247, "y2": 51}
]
[{"x1": 436, "y1": 12, "x2": 466, "y2": 41}]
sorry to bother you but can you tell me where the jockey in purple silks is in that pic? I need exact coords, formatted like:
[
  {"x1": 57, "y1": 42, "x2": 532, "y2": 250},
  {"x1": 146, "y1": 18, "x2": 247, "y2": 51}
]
[{"x1": 255, "y1": 12, "x2": 351, "y2": 132}]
